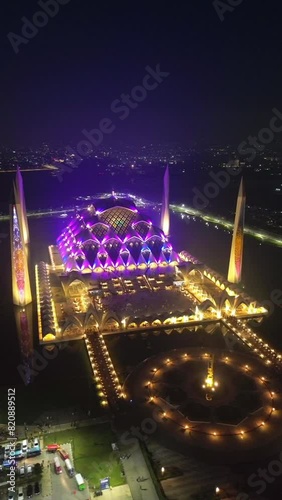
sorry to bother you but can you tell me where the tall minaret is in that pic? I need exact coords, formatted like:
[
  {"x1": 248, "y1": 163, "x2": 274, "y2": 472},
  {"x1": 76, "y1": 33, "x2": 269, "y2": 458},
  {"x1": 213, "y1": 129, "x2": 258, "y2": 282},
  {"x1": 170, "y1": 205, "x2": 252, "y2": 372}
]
[
  {"x1": 227, "y1": 178, "x2": 246, "y2": 284},
  {"x1": 160, "y1": 165, "x2": 170, "y2": 236},
  {"x1": 14, "y1": 167, "x2": 30, "y2": 246},
  {"x1": 10, "y1": 170, "x2": 32, "y2": 306}
]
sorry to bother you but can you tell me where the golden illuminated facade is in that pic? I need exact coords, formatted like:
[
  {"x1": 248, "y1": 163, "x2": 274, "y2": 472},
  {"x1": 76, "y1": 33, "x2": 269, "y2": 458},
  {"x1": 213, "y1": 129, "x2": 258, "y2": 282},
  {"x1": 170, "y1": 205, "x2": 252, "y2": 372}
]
[
  {"x1": 36, "y1": 191, "x2": 267, "y2": 345},
  {"x1": 10, "y1": 170, "x2": 32, "y2": 306},
  {"x1": 14, "y1": 167, "x2": 30, "y2": 247},
  {"x1": 227, "y1": 178, "x2": 245, "y2": 283},
  {"x1": 202, "y1": 354, "x2": 218, "y2": 400},
  {"x1": 34, "y1": 189, "x2": 271, "y2": 409}
]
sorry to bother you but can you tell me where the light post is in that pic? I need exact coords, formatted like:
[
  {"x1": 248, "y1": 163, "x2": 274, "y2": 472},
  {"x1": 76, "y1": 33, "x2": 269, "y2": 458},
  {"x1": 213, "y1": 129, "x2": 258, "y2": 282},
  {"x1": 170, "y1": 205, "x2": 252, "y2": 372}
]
[
  {"x1": 70, "y1": 437, "x2": 75, "y2": 459},
  {"x1": 215, "y1": 485, "x2": 229, "y2": 498}
]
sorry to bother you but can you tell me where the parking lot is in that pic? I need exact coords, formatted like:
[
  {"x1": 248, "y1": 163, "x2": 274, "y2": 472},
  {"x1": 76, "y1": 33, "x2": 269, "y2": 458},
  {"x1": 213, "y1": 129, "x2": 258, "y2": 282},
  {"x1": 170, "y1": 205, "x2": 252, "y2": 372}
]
[{"x1": 1, "y1": 439, "x2": 90, "y2": 499}]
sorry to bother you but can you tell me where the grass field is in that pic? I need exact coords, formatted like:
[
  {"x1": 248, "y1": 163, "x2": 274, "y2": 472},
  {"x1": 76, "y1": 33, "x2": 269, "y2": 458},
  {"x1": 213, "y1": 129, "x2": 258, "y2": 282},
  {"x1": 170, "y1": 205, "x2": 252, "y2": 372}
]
[{"x1": 44, "y1": 424, "x2": 125, "y2": 488}]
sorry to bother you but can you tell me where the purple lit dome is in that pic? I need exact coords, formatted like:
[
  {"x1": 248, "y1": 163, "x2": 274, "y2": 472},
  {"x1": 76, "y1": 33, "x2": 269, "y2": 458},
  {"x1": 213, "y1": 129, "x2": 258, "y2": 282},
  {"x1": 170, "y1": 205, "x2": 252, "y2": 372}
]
[{"x1": 57, "y1": 199, "x2": 179, "y2": 274}]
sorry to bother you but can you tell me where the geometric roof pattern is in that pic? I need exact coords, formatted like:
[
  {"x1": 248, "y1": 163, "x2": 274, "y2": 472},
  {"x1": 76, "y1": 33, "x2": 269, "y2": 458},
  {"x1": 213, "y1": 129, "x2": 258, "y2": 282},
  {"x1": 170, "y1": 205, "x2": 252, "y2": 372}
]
[
  {"x1": 99, "y1": 206, "x2": 137, "y2": 237},
  {"x1": 57, "y1": 197, "x2": 179, "y2": 274}
]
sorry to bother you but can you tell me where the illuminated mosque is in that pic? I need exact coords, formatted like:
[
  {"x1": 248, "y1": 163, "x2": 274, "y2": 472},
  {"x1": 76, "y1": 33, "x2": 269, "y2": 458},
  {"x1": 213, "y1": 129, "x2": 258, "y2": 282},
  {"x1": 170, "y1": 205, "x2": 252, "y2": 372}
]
[
  {"x1": 56, "y1": 198, "x2": 178, "y2": 275},
  {"x1": 10, "y1": 167, "x2": 267, "y2": 347},
  {"x1": 10, "y1": 167, "x2": 282, "y2": 455}
]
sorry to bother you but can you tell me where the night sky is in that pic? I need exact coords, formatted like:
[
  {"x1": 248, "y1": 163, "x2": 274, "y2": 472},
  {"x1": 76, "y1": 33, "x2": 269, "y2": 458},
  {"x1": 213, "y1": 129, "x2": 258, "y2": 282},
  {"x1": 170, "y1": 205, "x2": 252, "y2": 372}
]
[{"x1": 1, "y1": 0, "x2": 282, "y2": 147}]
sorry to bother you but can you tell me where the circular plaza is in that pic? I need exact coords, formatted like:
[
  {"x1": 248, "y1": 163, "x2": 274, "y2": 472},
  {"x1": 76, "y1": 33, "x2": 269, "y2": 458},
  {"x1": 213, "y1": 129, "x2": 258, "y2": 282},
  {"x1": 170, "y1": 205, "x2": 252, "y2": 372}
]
[{"x1": 123, "y1": 347, "x2": 282, "y2": 460}]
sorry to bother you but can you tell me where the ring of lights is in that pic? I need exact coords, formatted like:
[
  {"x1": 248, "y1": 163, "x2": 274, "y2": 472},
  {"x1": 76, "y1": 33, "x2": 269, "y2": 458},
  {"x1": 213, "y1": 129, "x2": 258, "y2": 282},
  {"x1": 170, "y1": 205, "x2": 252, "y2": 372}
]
[{"x1": 124, "y1": 348, "x2": 281, "y2": 448}]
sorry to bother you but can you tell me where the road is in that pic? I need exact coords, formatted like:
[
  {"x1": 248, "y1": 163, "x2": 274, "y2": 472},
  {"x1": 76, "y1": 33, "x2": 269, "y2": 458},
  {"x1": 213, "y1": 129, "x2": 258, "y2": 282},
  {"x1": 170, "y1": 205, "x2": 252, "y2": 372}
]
[
  {"x1": 118, "y1": 439, "x2": 160, "y2": 500},
  {"x1": 1, "y1": 191, "x2": 281, "y2": 248}
]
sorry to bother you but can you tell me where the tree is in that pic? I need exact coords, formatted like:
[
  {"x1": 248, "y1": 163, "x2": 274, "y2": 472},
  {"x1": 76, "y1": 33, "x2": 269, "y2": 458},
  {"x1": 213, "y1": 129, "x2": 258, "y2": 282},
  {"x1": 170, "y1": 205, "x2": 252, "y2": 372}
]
[{"x1": 33, "y1": 463, "x2": 43, "y2": 475}]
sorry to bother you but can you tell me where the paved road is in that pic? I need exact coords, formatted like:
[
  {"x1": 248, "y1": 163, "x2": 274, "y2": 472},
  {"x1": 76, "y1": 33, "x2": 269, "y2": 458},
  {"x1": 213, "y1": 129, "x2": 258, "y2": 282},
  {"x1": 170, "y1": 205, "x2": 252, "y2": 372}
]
[
  {"x1": 118, "y1": 439, "x2": 160, "y2": 500},
  {"x1": 98, "y1": 484, "x2": 132, "y2": 499}
]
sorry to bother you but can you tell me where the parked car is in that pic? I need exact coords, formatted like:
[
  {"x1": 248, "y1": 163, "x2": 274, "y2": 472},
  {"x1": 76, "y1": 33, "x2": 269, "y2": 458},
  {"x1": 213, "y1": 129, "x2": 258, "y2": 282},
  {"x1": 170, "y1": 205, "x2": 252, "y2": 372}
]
[
  {"x1": 8, "y1": 492, "x2": 14, "y2": 500},
  {"x1": 34, "y1": 481, "x2": 40, "y2": 495},
  {"x1": 54, "y1": 456, "x2": 62, "y2": 474},
  {"x1": 33, "y1": 438, "x2": 39, "y2": 448},
  {"x1": 17, "y1": 487, "x2": 24, "y2": 500},
  {"x1": 19, "y1": 465, "x2": 25, "y2": 476},
  {"x1": 58, "y1": 448, "x2": 69, "y2": 460},
  {"x1": 27, "y1": 483, "x2": 33, "y2": 498},
  {"x1": 27, "y1": 464, "x2": 33, "y2": 475},
  {"x1": 21, "y1": 440, "x2": 28, "y2": 454},
  {"x1": 46, "y1": 444, "x2": 59, "y2": 452},
  {"x1": 14, "y1": 449, "x2": 23, "y2": 460}
]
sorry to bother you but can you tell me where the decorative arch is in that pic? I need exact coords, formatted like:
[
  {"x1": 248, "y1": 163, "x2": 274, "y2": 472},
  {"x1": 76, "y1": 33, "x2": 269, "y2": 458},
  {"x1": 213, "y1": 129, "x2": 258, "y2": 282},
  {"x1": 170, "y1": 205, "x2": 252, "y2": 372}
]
[
  {"x1": 199, "y1": 299, "x2": 217, "y2": 313},
  {"x1": 43, "y1": 333, "x2": 56, "y2": 342},
  {"x1": 163, "y1": 317, "x2": 172, "y2": 325},
  {"x1": 103, "y1": 318, "x2": 119, "y2": 331},
  {"x1": 68, "y1": 279, "x2": 88, "y2": 297},
  {"x1": 188, "y1": 268, "x2": 204, "y2": 281},
  {"x1": 234, "y1": 300, "x2": 249, "y2": 314},
  {"x1": 218, "y1": 292, "x2": 235, "y2": 311},
  {"x1": 140, "y1": 320, "x2": 150, "y2": 328},
  {"x1": 152, "y1": 319, "x2": 162, "y2": 326},
  {"x1": 62, "y1": 322, "x2": 82, "y2": 337},
  {"x1": 128, "y1": 322, "x2": 138, "y2": 329},
  {"x1": 221, "y1": 298, "x2": 233, "y2": 314},
  {"x1": 102, "y1": 311, "x2": 121, "y2": 331},
  {"x1": 84, "y1": 313, "x2": 99, "y2": 331}
]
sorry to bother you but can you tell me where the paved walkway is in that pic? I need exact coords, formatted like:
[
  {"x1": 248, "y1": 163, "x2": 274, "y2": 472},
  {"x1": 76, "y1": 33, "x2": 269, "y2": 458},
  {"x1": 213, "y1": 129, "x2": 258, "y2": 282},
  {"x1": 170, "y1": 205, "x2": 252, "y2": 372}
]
[
  {"x1": 118, "y1": 439, "x2": 160, "y2": 500},
  {"x1": 41, "y1": 460, "x2": 52, "y2": 498},
  {"x1": 148, "y1": 440, "x2": 240, "y2": 500},
  {"x1": 91, "y1": 485, "x2": 132, "y2": 499}
]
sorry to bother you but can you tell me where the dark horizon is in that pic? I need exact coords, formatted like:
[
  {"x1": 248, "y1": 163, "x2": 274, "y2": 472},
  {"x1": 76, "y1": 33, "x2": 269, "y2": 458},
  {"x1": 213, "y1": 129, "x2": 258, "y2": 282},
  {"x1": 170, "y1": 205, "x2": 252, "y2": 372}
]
[{"x1": 2, "y1": 1, "x2": 282, "y2": 147}]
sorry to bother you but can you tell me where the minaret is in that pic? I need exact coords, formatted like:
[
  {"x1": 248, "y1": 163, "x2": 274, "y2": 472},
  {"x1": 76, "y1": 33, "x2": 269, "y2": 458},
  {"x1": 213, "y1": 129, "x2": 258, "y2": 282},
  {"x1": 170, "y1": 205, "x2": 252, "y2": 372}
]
[
  {"x1": 160, "y1": 165, "x2": 170, "y2": 236},
  {"x1": 10, "y1": 171, "x2": 32, "y2": 306},
  {"x1": 227, "y1": 178, "x2": 246, "y2": 284},
  {"x1": 14, "y1": 303, "x2": 34, "y2": 385},
  {"x1": 14, "y1": 167, "x2": 30, "y2": 246}
]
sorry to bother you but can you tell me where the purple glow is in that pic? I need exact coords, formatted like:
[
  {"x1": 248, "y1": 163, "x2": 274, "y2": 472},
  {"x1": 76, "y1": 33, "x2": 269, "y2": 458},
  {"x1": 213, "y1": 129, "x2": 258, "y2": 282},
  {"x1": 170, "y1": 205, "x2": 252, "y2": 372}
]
[{"x1": 56, "y1": 199, "x2": 178, "y2": 273}]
